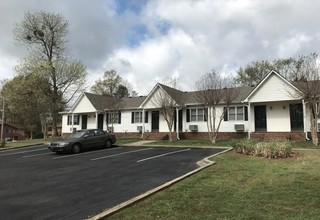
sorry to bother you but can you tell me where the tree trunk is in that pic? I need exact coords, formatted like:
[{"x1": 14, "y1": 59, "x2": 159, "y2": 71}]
[
  {"x1": 310, "y1": 103, "x2": 319, "y2": 145},
  {"x1": 211, "y1": 132, "x2": 218, "y2": 144},
  {"x1": 168, "y1": 131, "x2": 172, "y2": 142},
  {"x1": 310, "y1": 115, "x2": 318, "y2": 145}
]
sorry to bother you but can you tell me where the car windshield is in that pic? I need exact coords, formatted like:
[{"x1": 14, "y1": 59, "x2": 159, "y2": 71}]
[{"x1": 66, "y1": 130, "x2": 87, "y2": 139}]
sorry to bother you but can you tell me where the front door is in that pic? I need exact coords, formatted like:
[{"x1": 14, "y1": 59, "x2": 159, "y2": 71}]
[
  {"x1": 290, "y1": 104, "x2": 304, "y2": 131},
  {"x1": 151, "y1": 111, "x2": 159, "y2": 131},
  {"x1": 254, "y1": 105, "x2": 267, "y2": 131},
  {"x1": 82, "y1": 115, "x2": 87, "y2": 129},
  {"x1": 97, "y1": 114, "x2": 104, "y2": 130}
]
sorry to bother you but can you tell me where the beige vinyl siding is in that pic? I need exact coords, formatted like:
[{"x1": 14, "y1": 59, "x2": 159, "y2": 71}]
[{"x1": 249, "y1": 74, "x2": 298, "y2": 103}]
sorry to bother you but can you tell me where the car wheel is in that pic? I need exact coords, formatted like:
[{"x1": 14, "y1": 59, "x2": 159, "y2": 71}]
[
  {"x1": 71, "y1": 144, "x2": 81, "y2": 154},
  {"x1": 105, "y1": 139, "x2": 112, "y2": 148}
]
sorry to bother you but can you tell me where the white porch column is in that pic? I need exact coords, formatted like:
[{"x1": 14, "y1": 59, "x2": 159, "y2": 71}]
[
  {"x1": 95, "y1": 111, "x2": 98, "y2": 129},
  {"x1": 248, "y1": 102, "x2": 251, "y2": 139},
  {"x1": 302, "y1": 99, "x2": 309, "y2": 140},
  {"x1": 142, "y1": 109, "x2": 145, "y2": 139},
  {"x1": 176, "y1": 107, "x2": 180, "y2": 140},
  {"x1": 71, "y1": 113, "x2": 74, "y2": 132}
]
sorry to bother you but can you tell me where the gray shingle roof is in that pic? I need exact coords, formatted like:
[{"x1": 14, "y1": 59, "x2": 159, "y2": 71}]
[
  {"x1": 84, "y1": 92, "x2": 117, "y2": 111},
  {"x1": 84, "y1": 85, "x2": 255, "y2": 112},
  {"x1": 158, "y1": 83, "x2": 186, "y2": 105},
  {"x1": 160, "y1": 85, "x2": 255, "y2": 106},
  {"x1": 84, "y1": 92, "x2": 147, "y2": 111},
  {"x1": 118, "y1": 96, "x2": 146, "y2": 109}
]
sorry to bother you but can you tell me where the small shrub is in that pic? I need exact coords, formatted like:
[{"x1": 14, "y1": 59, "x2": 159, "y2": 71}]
[
  {"x1": 234, "y1": 139, "x2": 292, "y2": 159},
  {"x1": 0, "y1": 139, "x2": 6, "y2": 147},
  {"x1": 233, "y1": 139, "x2": 256, "y2": 155}
]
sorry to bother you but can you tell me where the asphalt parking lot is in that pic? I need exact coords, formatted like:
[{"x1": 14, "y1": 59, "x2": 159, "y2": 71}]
[{"x1": 0, "y1": 144, "x2": 228, "y2": 219}]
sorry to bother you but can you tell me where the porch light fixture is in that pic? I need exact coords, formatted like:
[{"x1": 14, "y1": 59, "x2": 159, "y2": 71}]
[{"x1": 270, "y1": 106, "x2": 273, "y2": 110}]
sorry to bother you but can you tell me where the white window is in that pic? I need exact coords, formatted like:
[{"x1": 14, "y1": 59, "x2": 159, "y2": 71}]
[
  {"x1": 134, "y1": 112, "x2": 143, "y2": 123},
  {"x1": 190, "y1": 108, "x2": 206, "y2": 122},
  {"x1": 67, "y1": 115, "x2": 80, "y2": 125},
  {"x1": 228, "y1": 106, "x2": 245, "y2": 121},
  {"x1": 107, "y1": 112, "x2": 121, "y2": 124}
]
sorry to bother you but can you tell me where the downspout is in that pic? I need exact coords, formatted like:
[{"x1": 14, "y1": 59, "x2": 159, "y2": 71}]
[{"x1": 303, "y1": 99, "x2": 310, "y2": 140}]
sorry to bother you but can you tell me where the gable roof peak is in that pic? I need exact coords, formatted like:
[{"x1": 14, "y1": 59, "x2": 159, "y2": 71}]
[{"x1": 243, "y1": 70, "x2": 301, "y2": 102}]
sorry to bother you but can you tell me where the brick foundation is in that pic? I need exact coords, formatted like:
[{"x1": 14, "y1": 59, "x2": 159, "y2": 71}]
[
  {"x1": 62, "y1": 131, "x2": 307, "y2": 141},
  {"x1": 115, "y1": 131, "x2": 247, "y2": 141},
  {"x1": 250, "y1": 132, "x2": 305, "y2": 141}
]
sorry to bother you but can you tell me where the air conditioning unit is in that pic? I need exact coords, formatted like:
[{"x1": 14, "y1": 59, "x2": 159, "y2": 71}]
[
  {"x1": 234, "y1": 124, "x2": 245, "y2": 131},
  {"x1": 137, "y1": 126, "x2": 143, "y2": 131},
  {"x1": 189, "y1": 125, "x2": 198, "y2": 132}
]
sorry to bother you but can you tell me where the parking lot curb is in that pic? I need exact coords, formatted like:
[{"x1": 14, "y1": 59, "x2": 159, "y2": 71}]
[
  {"x1": 87, "y1": 147, "x2": 233, "y2": 220},
  {"x1": 0, "y1": 143, "x2": 45, "y2": 151}
]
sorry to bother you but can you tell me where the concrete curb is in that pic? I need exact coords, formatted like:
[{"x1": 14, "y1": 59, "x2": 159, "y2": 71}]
[
  {"x1": 87, "y1": 147, "x2": 233, "y2": 220},
  {"x1": 0, "y1": 143, "x2": 45, "y2": 151}
]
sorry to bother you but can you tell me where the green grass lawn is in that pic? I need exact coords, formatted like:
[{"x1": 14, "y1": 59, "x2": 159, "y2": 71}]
[
  {"x1": 116, "y1": 138, "x2": 143, "y2": 145},
  {"x1": 2, "y1": 139, "x2": 46, "y2": 148},
  {"x1": 108, "y1": 149, "x2": 320, "y2": 220}
]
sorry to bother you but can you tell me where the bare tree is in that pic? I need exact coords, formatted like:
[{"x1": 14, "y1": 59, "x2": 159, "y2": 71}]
[
  {"x1": 13, "y1": 11, "x2": 87, "y2": 136},
  {"x1": 91, "y1": 70, "x2": 122, "y2": 96},
  {"x1": 40, "y1": 113, "x2": 52, "y2": 139},
  {"x1": 105, "y1": 99, "x2": 122, "y2": 133},
  {"x1": 293, "y1": 53, "x2": 320, "y2": 145},
  {"x1": 195, "y1": 70, "x2": 238, "y2": 143},
  {"x1": 152, "y1": 77, "x2": 183, "y2": 141}
]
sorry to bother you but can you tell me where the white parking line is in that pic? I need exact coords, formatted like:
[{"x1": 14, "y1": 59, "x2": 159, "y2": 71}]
[
  {"x1": 137, "y1": 148, "x2": 191, "y2": 163},
  {"x1": 52, "y1": 147, "x2": 123, "y2": 160},
  {"x1": 91, "y1": 148, "x2": 153, "y2": 161},
  {"x1": 0, "y1": 148, "x2": 48, "y2": 157}
]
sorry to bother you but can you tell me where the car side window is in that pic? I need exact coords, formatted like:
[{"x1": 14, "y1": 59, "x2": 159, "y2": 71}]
[
  {"x1": 86, "y1": 130, "x2": 95, "y2": 137},
  {"x1": 94, "y1": 130, "x2": 104, "y2": 136}
]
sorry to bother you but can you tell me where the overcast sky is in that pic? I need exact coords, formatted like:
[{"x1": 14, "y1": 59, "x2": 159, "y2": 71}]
[{"x1": 1, "y1": 0, "x2": 320, "y2": 95}]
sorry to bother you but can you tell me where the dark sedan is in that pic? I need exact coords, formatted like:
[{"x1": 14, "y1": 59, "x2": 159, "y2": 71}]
[{"x1": 48, "y1": 129, "x2": 116, "y2": 154}]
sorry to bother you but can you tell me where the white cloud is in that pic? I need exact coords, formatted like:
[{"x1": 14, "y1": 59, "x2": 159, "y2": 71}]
[
  {"x1": 278, "y1": 33, "x2": 312, "y2": 58},
  {"x1": 2, "y1": 0, "x2": 320, "y2": 96}
]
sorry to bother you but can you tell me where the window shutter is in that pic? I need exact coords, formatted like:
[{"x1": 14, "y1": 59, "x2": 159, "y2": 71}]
[
  {"x1": 204, "y1": 108, "x2": 208, "y2": 121},
  {"x1": 224, "y1": 107, "x2": 228, "y2": 121},
  {"x1": 144, "y1": 111, "x2": 148, "y2": 123},
  {"x1": 131, "y1": 112, "x2": 134, "y2": 123},
  {"x1": 118, "y1": 112, "x2": 121, "y2": 124},
  {"x1": 186, "y1": 109, "x2": 190, "y2": 122},
  {"x1": 244, "y1": 106, "x2": 248, "y2": 121},
  {"x1": 106, "y1": 113, "x2": 109, "y2": 124},
  {"x1": 67, "y1": 115, "x2": 71, "y2": 125}
]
